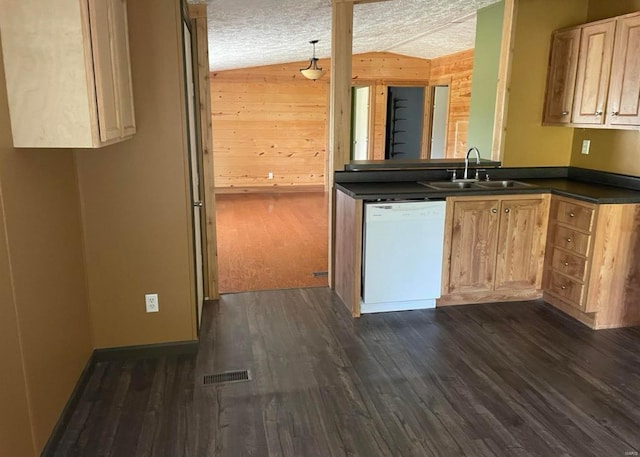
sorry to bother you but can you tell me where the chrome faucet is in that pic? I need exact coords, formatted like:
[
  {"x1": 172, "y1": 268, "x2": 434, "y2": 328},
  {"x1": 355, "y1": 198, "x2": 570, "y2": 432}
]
[{"x1": 464, "y1": 147, "x2": 481, "y2": 180}]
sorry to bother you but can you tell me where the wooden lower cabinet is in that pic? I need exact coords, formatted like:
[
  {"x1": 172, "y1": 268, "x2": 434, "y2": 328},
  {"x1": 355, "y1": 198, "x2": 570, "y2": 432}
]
[
  {"x1": 543, "y1": 196, "x2": 640, "y2": 329},
  {"x1": 439, "y1": 194, "x2": 550, "y2": 306}
]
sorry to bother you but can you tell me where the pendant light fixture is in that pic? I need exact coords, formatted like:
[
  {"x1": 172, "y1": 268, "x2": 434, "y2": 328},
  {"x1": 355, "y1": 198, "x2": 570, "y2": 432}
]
[{"x1": 300, "y1": 40, "x2": 324, "y2": 81}]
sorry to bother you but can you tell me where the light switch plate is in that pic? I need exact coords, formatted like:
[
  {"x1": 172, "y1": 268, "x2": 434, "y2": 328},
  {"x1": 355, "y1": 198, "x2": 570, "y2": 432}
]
[{"x1": 581, "y1": 139, "x2": 591, "y2": 155}]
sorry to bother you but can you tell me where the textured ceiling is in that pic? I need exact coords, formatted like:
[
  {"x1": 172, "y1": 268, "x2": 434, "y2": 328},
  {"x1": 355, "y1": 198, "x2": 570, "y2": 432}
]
[{"x1": 192, "y1": 0, "x2": 501, "y2": 71}]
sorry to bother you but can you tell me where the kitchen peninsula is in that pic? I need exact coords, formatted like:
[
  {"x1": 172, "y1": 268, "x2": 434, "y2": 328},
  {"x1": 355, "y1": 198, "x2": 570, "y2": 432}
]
[{"x1": 334, "y1": 164, "x2": 640, "y2": 330}]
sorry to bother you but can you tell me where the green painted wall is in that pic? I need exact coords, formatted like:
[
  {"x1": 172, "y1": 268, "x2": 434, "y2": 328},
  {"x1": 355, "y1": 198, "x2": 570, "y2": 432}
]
[{"x1": 467, "y1": 1, "x2": 504, "y2": 159}]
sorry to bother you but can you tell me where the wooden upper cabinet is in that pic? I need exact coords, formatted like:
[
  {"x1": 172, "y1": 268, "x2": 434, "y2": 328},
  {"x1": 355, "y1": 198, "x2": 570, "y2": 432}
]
[
  {"x1": 572, "y1": 20, "x2": 616, "y2": 125},
  {"x1": 606, "y1": 12, "x2": 640, "y2": 127},
  {"x1": 0, "y1": 0, "x2": 135, "y2": 148},
  {"x1": 543, "y1": 28, "x2": 581, "y2": 125}
]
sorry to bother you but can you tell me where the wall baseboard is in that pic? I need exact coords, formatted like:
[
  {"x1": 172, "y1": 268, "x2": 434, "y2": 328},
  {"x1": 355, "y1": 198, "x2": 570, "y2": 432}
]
[
  {"x1": 215, "y1": 185, "x2": 325, "y2": 194},
  {"x1": 40, "y1": 340, "x2": 198, "y2": 456},
  {"x1": 93, "y1": 340, "x2": 199, "y2": 361},
  {"x1": 40, "y1": 351, "x2": 96, "y2": 457}
]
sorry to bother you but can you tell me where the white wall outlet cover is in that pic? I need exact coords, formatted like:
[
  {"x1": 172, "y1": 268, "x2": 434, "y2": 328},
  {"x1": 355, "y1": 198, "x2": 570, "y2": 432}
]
[
  {"x1": 145, "y1": 293, "x2": 159, "y2": 313},
  {"x1": 581, "y1": 139, "x2": 591, "y2": 155},
  {"x1": 268, "y1": 171, "x2": 274, "y2": 179}
]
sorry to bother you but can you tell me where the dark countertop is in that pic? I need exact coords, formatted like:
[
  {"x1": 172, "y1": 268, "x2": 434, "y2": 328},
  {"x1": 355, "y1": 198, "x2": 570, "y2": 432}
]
[{"x1": 335, "y1": 178, "x2": 640, "y2": 204}]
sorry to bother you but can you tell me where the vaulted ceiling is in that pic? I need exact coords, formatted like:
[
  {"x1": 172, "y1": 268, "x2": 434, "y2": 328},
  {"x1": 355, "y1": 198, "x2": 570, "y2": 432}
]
[{"x1": 191, "y1": 0, "x2": 502, "y2": 71}]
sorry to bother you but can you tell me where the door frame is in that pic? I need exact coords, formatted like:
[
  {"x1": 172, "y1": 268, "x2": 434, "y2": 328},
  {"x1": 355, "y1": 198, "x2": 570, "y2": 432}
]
[
  {"x1": 187, "y1": 4, "x2": 219, "y2": 302},
  {"x1": 376, "y1": 80, "x2": 430, "y2": 159},
  {"x1": 425, "y1": 76, "x2": 452, "y2": 158}
]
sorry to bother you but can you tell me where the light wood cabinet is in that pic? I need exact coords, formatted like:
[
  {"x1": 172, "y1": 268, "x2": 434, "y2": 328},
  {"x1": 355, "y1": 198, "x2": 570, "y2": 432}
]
[
  {"x1": 572, "y1": 20, "x2": 616, "y2": 125},
  {"x1": 0, "y1": 0, "x2": 136, "y2": 148},
  {"x1": 543, "y1": 11, "x2": 640, "y2": 129},
  {"x1": 607, "y1": 12, "x2": 640, "y2": 126},
  {"x1": 543, "y1": 28, "x2": 581, "y2": 125},
  {"x1": 543, "y1": 196, "x2": 640, "y2": 329},
  {"x1": 440, "y1": 194, "x2": 550, "y2": 306}
]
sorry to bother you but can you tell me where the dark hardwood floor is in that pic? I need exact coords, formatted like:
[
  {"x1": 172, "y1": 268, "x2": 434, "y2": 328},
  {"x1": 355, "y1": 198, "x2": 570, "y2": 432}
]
[{"x1": 50, "y1": 289, "x2": 640, "y2": 457}]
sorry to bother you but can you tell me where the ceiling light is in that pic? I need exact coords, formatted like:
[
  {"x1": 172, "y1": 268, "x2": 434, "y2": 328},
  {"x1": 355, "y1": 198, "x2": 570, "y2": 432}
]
[{"x1": 300, "y1": 40, "x2": 324, "y2": 81}]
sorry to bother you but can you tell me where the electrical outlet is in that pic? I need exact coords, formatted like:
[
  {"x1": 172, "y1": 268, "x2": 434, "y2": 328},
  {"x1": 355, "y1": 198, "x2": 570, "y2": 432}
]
[
  {"x1": 268, "y1": 171, "x2": 274, "y2": 180},
  {"x1": 581, "y1": 139, "x2": 591, "y2": 155},
  {"x1": 145, "y1": 294, "x2": 159, "y2": 313}
]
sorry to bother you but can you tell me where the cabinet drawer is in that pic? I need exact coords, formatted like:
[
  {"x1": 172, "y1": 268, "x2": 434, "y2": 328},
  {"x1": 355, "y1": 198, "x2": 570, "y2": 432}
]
[
  {"x1": 556, "y1": 201, "x2": 594, "y2": 232},
  {"x1": 547, "y1": 274, "x2": 585, "y2": 307},
  {"x1": 551, "y1": 249, "x2": 587, "y2": 281},
  {"x1": 553, "y1": 225, "x2": 591, "y2": 256}
]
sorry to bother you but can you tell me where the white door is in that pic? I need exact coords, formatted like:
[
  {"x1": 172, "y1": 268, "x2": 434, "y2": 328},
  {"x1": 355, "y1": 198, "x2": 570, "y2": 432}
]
[
  {"x1": 352, "y1": 86, "x2": 370, "y2": 160},
  {"x1": 430, "y1": 85, "x2": 449, "y2": 158},
  {"x1": 183, "y1": 22, "x2": 204, "y2": 326}
]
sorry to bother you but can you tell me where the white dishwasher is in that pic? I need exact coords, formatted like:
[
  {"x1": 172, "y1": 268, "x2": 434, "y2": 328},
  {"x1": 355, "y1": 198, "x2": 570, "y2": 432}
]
[{"x1": 361, "y1": 200, "x2": 446, "y2": 313}]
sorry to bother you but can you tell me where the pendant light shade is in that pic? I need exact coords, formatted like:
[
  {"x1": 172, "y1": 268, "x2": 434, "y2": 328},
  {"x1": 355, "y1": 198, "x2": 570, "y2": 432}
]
[{"x1": 300, "y1": 40, "x2": 324, "y2": 81}]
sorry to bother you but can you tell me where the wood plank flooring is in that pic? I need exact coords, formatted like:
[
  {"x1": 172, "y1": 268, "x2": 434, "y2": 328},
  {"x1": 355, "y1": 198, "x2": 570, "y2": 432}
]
[
  {"x1": 215, "y1": 192, "x2": 328, "y2": 293},
  {"x1": 49, "y1": 290, "x2": 640, "y2": 457}
]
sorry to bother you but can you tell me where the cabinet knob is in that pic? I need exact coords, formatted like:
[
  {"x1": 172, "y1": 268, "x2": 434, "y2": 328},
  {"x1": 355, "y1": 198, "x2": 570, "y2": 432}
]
[
  {"x1": 504, "y1": 208, "x2": 510, "y2": 214},
  {"x1": 569, "y1": 212, "x2": 575, "y2": 217},
  {"x1": 612, "y1": 111, "x2": 619, "y2": 116},
  {"x1": 564, "y1": 262, "x2": 569, "y2": 266},
  {"x1": 561, "y1": 285, "x2": 567, "y2": 290},
  {"x1": 561, "y1": 111, "x2": 569, "y2": 116},
  {"x1": 595, "y1": 111, "x2": 603, "y2": 116},
  {"x1": 566, "y1": 237, "x2": 572, "y2": 243},
  {"x1": 491, "y1": 208, "x2": 498, "y2": 214}
]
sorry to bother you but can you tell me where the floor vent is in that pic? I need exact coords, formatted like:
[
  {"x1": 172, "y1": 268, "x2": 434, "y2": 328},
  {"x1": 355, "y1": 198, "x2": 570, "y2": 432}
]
[
  {"x1": 203, "y1": 370, "x2": 251, "y2": 386},
  {"x1": 312, "y1": 271, "x2": 329, "y2": 277}
]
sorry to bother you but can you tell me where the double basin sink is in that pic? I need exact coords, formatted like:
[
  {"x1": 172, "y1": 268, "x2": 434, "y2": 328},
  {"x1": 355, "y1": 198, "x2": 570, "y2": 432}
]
[{"x1": 417, "y1": 180, "x2": 535, "y2": 191}]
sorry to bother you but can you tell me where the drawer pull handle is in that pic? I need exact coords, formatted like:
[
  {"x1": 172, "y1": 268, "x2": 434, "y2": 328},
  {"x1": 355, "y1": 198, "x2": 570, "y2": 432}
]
[
  {"x1": 612, "y1": 111, "x2": 619, "y2": 116},
  {"x1": 491, "y1": 208, "x2": 497, "y2": 214},
  {"x1": 504, "y1": 208, "x2": 510, "y2": 214},
  {"x1": 595, "y1": 111, "x2": 603, "y2": 116},
  {"x1": 569, "y1": 212, "x2": 575, "y2": 217},
  {"x1": 566, "y1": 238, "x2": 572, "y2": 243},
  {"x1": 561, "y1": 111, "x2": 569, "y2": 115},
  {"x1": 564, "y1": 262, "x2": 569, "y2": 266},
  {"x1": 561, "y1": 285, "x2": 567, "y2": 290}
]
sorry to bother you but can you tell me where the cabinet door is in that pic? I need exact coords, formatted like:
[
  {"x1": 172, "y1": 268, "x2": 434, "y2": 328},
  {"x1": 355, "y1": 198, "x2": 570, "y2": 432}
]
[
  {"x1": 111, "y1": 0, "x2": 136, "y2": 136},
  {"x1": 495, "y1": 198, "x2": 548, "y2": 291},
  {"x1": 89, "y1": 0, "x2": 121, "y2": 142},
  {"x1": 572, "y1": 20, "x2": 616, "y2": 125},
  {"x1": 543, "y1": 28, "x2": 581, "y2": 124},
  {"x1": 607, "y1": 13, "x2": 640, "y2": 127},
  {"x1": 447, "y1": 200, "x2": 500, "y2": 294}
]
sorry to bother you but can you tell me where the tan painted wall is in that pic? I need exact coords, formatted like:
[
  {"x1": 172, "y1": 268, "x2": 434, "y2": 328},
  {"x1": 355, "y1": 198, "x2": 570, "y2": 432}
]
[
  {"x1": 0, "y1": 197, "x2": 34, "y2": 457},
  {"x1": 0, "y1": 36, "x2": 92, "y2": 456},
  {"x1": 212, "y1": 52, "x2": 432, "y2": 188},
  {"x1": 501, "y1": 0, "x2": 588, "y2": 167},
  {"x1": 429, "y1": 49, "x2": 475, "y2": 158},
  {"x1": 76, "y1": 0, "x2": 196, "y2": 348},
  {"x1": 570, "y1": 0, "x2": 640, "y2": 176}
]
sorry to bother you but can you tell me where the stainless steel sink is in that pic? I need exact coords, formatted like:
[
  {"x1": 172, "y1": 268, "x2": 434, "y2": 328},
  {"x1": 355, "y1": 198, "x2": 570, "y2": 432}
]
[
  {"x1": 418, "y1": 180, "x2": 535, "y2": 191},
  {"x1": 472, "y1": 180, "x2": 534, "y2": 189},
  {"x1": 418, "y1": 181, "x2": 475, "y2": 190}
]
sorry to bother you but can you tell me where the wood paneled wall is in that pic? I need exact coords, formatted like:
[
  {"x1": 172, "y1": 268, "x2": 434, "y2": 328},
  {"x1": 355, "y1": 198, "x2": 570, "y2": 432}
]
[
  {"x1": 211, "y1": 52, "x2": 432, "y2": 189},
  {"x1": 429, "y1": 49, "x2": 474, "y2": 158},
  {"x1": 211, "y1": 50, "x2": 475, "y2": 187},
  {"x1": 211, "y1": 65, "x2": 328, "y2": 190}
]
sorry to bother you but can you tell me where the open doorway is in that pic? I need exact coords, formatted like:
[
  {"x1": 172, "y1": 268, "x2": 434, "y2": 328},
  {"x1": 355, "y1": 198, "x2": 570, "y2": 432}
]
[
  {"x1": 351, "y1": 85, "x2": 371, "y2": 160},
  {"x1": 385, "y1": 86, "x2": 425, "y2": 160},
  {"x1": 428, "y1": 85, "x2": 450, "y2": 159}
]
